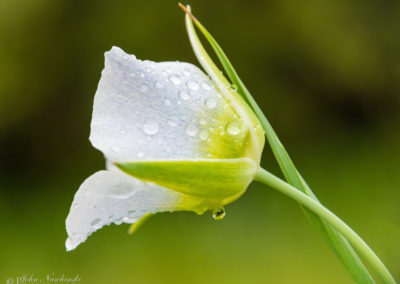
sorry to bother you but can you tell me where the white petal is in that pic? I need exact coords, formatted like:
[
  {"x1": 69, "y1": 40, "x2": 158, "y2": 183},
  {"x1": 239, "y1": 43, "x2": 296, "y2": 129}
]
[
  {"x1": 90, "y1": 46, "x2": 248, "y2": 162},
  {"x1": 65, "y1": 170, "x2": 188, "y2": 251}
]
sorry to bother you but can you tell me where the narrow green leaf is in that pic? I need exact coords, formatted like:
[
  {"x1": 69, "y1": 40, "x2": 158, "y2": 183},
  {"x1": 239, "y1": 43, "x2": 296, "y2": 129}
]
[{"x1": 181, "y1": 5, "x2": 374, "y2": 283}]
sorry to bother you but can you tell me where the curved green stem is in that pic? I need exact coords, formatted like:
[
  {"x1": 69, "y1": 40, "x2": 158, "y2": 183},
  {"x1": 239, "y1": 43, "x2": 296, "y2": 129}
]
[{"x1": 255, "y1": 168, "x2": 396, "y2": 284}]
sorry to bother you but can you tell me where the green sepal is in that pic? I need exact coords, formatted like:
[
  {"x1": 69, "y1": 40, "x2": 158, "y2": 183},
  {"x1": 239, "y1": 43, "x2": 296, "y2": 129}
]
[{"x1": 116, "y1": 158, "x2": 257, "y2": 199}]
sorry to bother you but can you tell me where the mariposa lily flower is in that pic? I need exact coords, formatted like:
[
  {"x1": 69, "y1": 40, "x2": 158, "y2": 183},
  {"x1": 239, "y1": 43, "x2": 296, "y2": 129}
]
[
  {"x1": 64, "y1": 6, "x2": 397, "y2": 284},
  {"x1": 65, "y1": 46, "x2": 265, "y2": 251}
]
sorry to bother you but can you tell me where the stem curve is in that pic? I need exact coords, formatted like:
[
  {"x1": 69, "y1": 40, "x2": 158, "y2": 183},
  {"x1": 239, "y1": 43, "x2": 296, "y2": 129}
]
[{"x1": 255, "y1": 168, "x2": 396, "y2": 284}]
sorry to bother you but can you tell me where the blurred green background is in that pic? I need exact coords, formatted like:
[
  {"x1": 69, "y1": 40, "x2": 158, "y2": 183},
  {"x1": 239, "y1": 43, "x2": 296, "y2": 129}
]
[{"x1": 1, "y1": 0, "x2": 399, "y2": 283}]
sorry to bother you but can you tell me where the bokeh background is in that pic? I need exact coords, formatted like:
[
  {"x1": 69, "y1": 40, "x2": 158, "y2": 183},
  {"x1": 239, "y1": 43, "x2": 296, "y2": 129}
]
[{"x1": 1, "y1": 0, "x2": 399, "y2": 283}]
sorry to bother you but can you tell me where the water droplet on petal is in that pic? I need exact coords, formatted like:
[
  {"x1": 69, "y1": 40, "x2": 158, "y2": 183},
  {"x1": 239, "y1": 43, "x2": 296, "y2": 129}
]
[
  {"x1": 226, "y1": 121, "x2": 241, "y2": 135},
  {"x1": 139, "y1": 84, "x2": 148, "y2": 92},
  {"x1": 128, "y1": 209, "x2": 136, "y2": 217},
  {"x1": 198, "y1": 129, "x2": 209, "y2": 140},
  {"x1": 140, "y1": 72, "x2": 145, "y2": 78},
  {"x1": 91, "y1": 218, "x2": 102, "y2": 230},
  {"x1": 201, "y1": 82, "x2": 211, "y2": 90},
  {"x1": 123, "y1": 217, "x2": 136, "y2": 223},
  {"x1": 212, "y1": 207, "x2": 226, "y2": 220},
  {"x1": 164, "y1": 99, "x2": 171, "y2": 106},
  {"x1": 230, "y1": 84, "x2": 238, "y2": 92},
  {"x1": 205, "y1": 98, "x2": 217, "y2": 109},
  {"x1": 187, "y1": 80, "x2": 199, "y2": 91},
  {"x1": 108, "y1": 183, "x2": 135, "y2": 199},
  {"x1": 168, "y1": 116, "x2": 179, "y2": 127},
  {"x1": 155, "y1": 82, "x2": 163, "y2": 88},
  {"x1": 186, "y1": 124, "x2": 198, "y2": 137},
  {"x1": 143, "y1": 122, "x2": 159, "y2": 135},
  {"x1": 65, "y1": 237, "x2": 74, "y2": 251},
  {"x1": 179, "y1": 91, "x2": 189, "y2": 100},
  {"x1": 199, "y1": 118, "x2": 207, "y2": 125},
  {"x1": 169, "y1": 75, "x2": 181, "y2": 85}
]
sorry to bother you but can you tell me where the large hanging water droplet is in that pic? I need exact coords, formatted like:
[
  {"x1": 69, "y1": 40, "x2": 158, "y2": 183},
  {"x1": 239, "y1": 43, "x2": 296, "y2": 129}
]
[
  {"x1": 187, "y1": 80, "x2": 199, "y2": 91},
  {"x1": 186, "y1": 124, "x2": 198, "y2": 137},
  {"x1": 108, "y1": 183, "x2": 135, "y2": 199},
  {"x1": 91, "y1": 218, "x2": 102, "y2": 230},
  {"x1": 143, "y1": 122, "x2": 159, "y2": 135},
  {"x1": 179, "y1": 91, "x2": 189, "y2": 100},
  {"x1": 205, "y1": 98, "x2": 217, "y2": 109},
  {"x1": 169, "y1": 75, "x2": 181, "y2": 85},
  {"x1": 226, "y1": 121, "x2": 241, "y2": 135},
  {"x1": 212, "y1": 207, "x2": 226, "y2": 220}
]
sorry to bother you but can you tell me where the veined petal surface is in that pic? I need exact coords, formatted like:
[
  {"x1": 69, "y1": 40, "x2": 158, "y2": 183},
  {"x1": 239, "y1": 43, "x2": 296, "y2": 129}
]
[
  {"x1": 65, "y1": 170, "x2": 207, "y2": 251},
  {"x1": 90, "y1": 47, "x2": 251, "y2": 162}
]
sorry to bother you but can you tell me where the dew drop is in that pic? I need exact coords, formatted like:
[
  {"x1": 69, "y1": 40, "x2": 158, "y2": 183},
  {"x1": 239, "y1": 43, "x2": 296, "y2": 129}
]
[
  {"x1": 230, "y1": 84, "x2": 238, "y2": 92},
  {"x1": 128, "y1": 209, "x2": 136, "y2": 217},
  {"x1": 155, "y1": 81, "x2": 163, "y2": 88},
  {"x1": 201, "y1": 82, "x2": 211, "y2": 90},
  {"x1": 187, "y1": 80, "x2": 199, "y2": 91},
  {"x1": 140, "y1": 72, "x2": 145, "y2": 78},
  {"x1": 168, "y1": 116, "x2": 179, "y2": 127},
  {"x1": 205, "y1": 98, "x2": 217, "y2": 109},
  {"x1": 186, "y1": 124, "x2": 198, "y2": 137},
  {"x1": 139, "y1": 84, "x2": 148, "y2": 92},
  {"x1": 199, "y1": 118, "x2": 207, "y2": 125},
  {"x1": 164, "y1": 99, "x2": 171, "y2": 106},
  {"x1": 91, "y1": 218, "x2": 102, "y2": 230},
  {"x1": 169, "y1": 75, "x2": 181, "y2": 85},
  {"x1": 226, "y1": 121, "x2": 241, "y2": 135},
  {"x1": 65, "y1": 237, "x2": 74, "y2": 251},
  {"x1": 123, "y1": 217, "x2": 136, "y2": 223},
  {"x1": 179, "y1": 91, "x2": 189, "y2": 100},
  {"x1": 108, "y1": 183, "x2": 135, "y2": 199},
  {"x1": 198, "y1": 129, "x2": 209, "y2": 140},
  {"x1": 212, "y1": 207, "x2": 226, "y2": 220},
  {"x1": 114, "y1": 217, "x2": 123, "y2": 225},
  {"x1": 142, "y1": 122, "x2": 159, "y2": 135}
]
